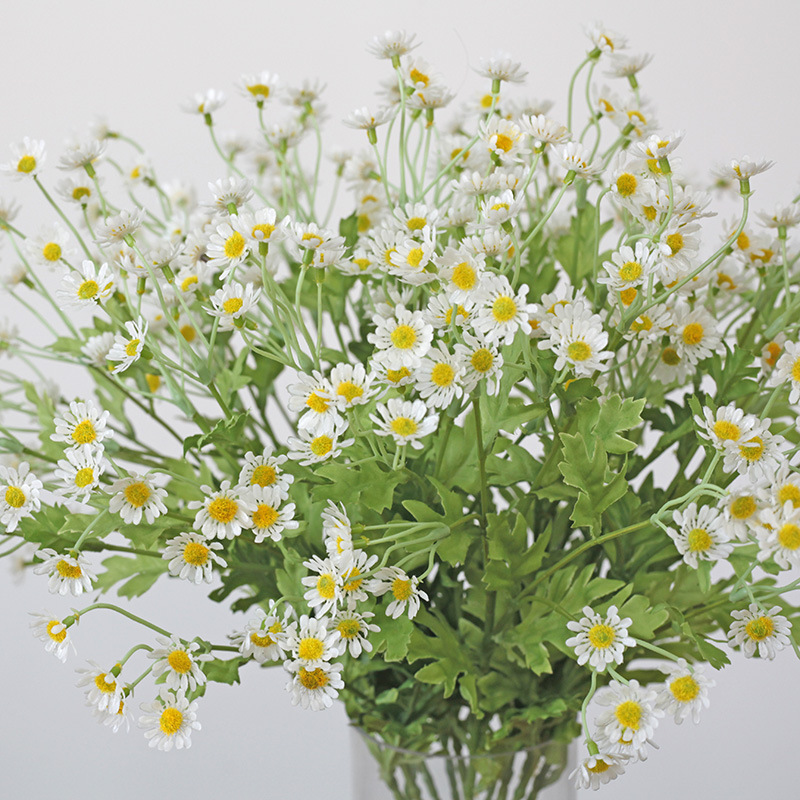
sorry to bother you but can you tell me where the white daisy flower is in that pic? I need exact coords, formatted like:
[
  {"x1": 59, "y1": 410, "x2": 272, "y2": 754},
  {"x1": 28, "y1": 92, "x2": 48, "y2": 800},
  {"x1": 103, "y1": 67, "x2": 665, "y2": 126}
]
[
  {"x1": 716, "y1": 156, "x2": 774, "y2": 182},
  {"x1": 81, "y1": 332, "x2": 115, "y2": 367},
  {"x1": 107, "y1": 317, "x2": 148, "y2": 374},
  {"x1": 0, "y1": 462, "x2": 42, "y2": 533},
  {"x1": 480, "y1": 117, "x2": 525, "y2": 162},
  {"x1": 206, "y1": 176, "x2": 254, "y2": 212},
  {"x1": 24, "y1": 225, "x2": 73, "y2": 268},
  {"x1": 414, "y1": 342, "x2": 464, "y2": 409},
  {"x1": 238, "y1": 72, "x2": 281, "y2": 105},
  {"x1": 388, "y1": 234, "x2": 437, "y2": 285},
  {"x1": 605, "y1": 52, "x2": 654, "y2": 78},
  {"x1": 328, "y1": 363, "x2": 378, "y2": 411},
  {"x1": 657, "y1": 222, "x2": 702, "y2": 281},
  {"x1": 668, "y1": 502, "x2": 733, "y2": 568},
  {"x1": 237, "y1": 447, "x2": 293, "y2": 499},
  {"x1": 656, "y1": 659, "x2": 713, "y2": 724},
  {"x1": 285, "y1": 660, "x2": 344, "y2": 711},
  {"x1": 108, "y1": 472, "x2": 168, "y2": 525},
  {"x1": 56, "y1": 260, "x2": 116, "y2": 308},
  {"x1": 476, "y1": 51, "x2": 527, "y2": 85},
  {"x1": 390, "y1": 202, "x2": 440, "y2": 238},
  {"x1": 162, "y1": 531, "x2": 227, "y2": 584},
  {"x1": 189, "y1": 481, "x2": 254, "y2": 540},
  {"x1": 435, "y1": 247, "x2": 486, "y2": 304},
  {"x1": 230, "y1": 602, "x2": 293, "y2": 663},
  {"x1": 343, "y1": 106, "x2": 394, "y2": 133},
  {"x1": 58, "y1": 139, "x2": 107, "y2": 172},
  {"x1": 139, "y1": 688, "x2": 201, "y2": 751},
  {"x1": 29, "y1": 611, "x2": 75, "y2": 662},
  {"x1": 720, "y1": 489, "x2": 762, "y2": 542},
  {"x1": 301, "y1": 555, "x2": 344, "y2": 616},
  {"x1": 148, "y1": 636, "x2": 212, "y2": 693},
  {"x1": 518, "y1": 114, "x2": 571, "y2": 149},
  {"x1": 365, "y1": 30, "x2": 419, "y2": 61},
  {"x1": 369, "y1": 566, "x2": 429, "y2": 619},
  {"x1": 651, "y1": 343, "x2": 694, "y2": 385},
  {"x1": 473, "y1": 275, "x2": 532, "y2": 346},
  {"x1": 670, "y1": 303, "x2": 723, "y2": 365},
  {"x1": 33, "y1": 548, "x2": 96, "y2": 596},
  {"x1": 570, "y1": 751, "x2": 628, "y2": 790},
  {"x1": 206, "y1": 281, "x2": 262, "y2": 330},
  {"x1": 368, "y1": 305, "x2": 434, "y2": 370},
  {"x1": 539, "y1": 304, "x2": 613, "y2": 377},
  {"x1": 764, "y1": 464, "x2": 800, "y2": 511},
  {"x1": 75, "y1": 661, "x2": 123, "y2": 713},
  {"x1": 631, "y1": 130, "x2": 684, "y2": 160},
  {"x1": 95, "y1": 209, "x2": 145, "y2": 247},
  {"x1": 206, "y1": 218, "x2": 252, "y2": 278},
  {"x1": 757, "y1": 501, "x2": 800, "y2": 570},
  {"x1": 287, "y1": 370, "x2": 342, "y2": 435},
  {"x1": 565, "y1": 605, "x2": 636, "y2": 672},
  {"x1": 287, "y1": 417, "x2": 354, "y2": 465},
  {"x1": 593, "y1": 678, "x2": 662, "y2": 750},
  {"x1": 53, "y1": 445, "x2": 106, "y2": 503},
  {"x1": 477, "y1": 189, "x2": 525, "y2": 230},
  {"x1": 599, "y1": 242, "x2": 657, "y2": 292},
  {"x1": 758, "y1": 204, "x2": 800, "y2": 229},
  {"x1": 236, "y1": 207, "x2": 284, "y2": 247},
  {"x1": 555, "y1": 141, "x2": 602, "y2": 178},
  {"x1": 371, "y1": 398, "x2": 439, "y2": 449},
  {"x1": 728, "y1": 603, "x2": 792, "y2": 659},
  {"x1": 340, "y1": 550, "x2": 379, "y2": 609},
  {"x1": 92, "y1": 696, "x2": 131, "y2": 733},
  {"x1": 182, "y1": 88, "x2": 226, "y2": 115},
  {"x1": 619, "y1": 303, "x2": 671, "y2": 343},
  {"x1": 331, "y1": 609, "x2": 380, "y2": 657},
  {"x1": 454, "y1": 332, "x2": 504, "y2": 396},
  {"x1": 424, "y1": 294, "x2": 474, "y2": 332},
  {"x1": 285, "y1": 615, "x2": 342, "y2": 669},
  {"x1": 246, "y1": 485, "x2": 298, "y2": 543},
  {"x1": 1, "y1": 137, "x2": 46, "y2": 180},
  {"x1": 721, "y1": 428, "x2": 787, "y2": 483},
  {"x1": 768, "y1": 340, "x2": 800, "y2": 405},
  {"x1": 696, "y1": 403, "x2": 764, "y2": 451},
  {"x1": 56, "y1": 175, "x2": 97, "y2": 205},
  {"x1": 322, "y1": 501, "x2": 356, "y2": 568}
]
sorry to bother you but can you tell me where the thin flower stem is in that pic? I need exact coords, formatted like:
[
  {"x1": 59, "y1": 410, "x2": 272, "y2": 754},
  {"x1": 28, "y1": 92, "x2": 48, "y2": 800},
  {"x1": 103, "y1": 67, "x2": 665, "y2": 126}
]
[{"x1": 70, "y1": 602, "x2": 172, "y2": 638}]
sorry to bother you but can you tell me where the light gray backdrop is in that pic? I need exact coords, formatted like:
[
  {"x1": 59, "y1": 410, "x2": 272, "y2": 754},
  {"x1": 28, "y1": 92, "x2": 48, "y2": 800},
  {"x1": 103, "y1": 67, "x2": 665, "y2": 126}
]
[{"x1": 0, "y1": 1, "x2": 797, "y2": 797}]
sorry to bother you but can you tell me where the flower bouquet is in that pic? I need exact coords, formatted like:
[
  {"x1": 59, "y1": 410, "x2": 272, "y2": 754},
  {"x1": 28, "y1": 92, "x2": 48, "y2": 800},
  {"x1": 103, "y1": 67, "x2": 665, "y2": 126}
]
[{"x1": 1, "y1": 22, "x2": 799, "y2": 799}]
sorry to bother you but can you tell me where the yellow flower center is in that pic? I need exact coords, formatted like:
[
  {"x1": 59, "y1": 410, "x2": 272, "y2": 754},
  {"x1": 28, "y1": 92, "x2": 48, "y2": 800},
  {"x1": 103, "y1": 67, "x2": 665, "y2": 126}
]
[
  {"x1": 47, "y1": 620, "x2": 66, "y2": 643},
  {"x1": 167, "y1": 650, "x2": 193, "y2": 674},
  {"x1": 253, "y1": 503, "x2": 278, "y2": 529},
  {"x1": 72, "y1": 186, "x2": 91, "y2": 201},
  {"x1": 661, "y1": 347, "x2": 681, "y2": 366},
  {"x1": 471, "y1": 348, "x2": 494, "y2": 373},
  {"x1": 391, "y1": 417, "x2": 418, "y2": 437},
  {"x1": 616, "y1": 173, "x2": 637, "y2": 197},
  {"x1": 317, "y1": 573, "x2": 336, "y2": 599},
  {"x1": 42, "y1": 242, "x2": 62, "y2": 261},
  {"x1": 252, "y1": 223, "x2": 275, "y2": 239},
  {"x1": 124, "y1": 482, "x2": 151, "y2": 507},
  {"x1": 124, "y1": 338, "x2": 141, "y2": 358},
  {"x1": 493, "y1": 133, "x2": 513, "y2": 153},
  {"x1": 406, "y1": 247, "x2": 424, "y2": 268},
  {"x1": 430, "y1": 363, "x2": 455, "y2": 387},
  {"x1": 301, "y1": 232, "x2": 324, "y2": 247},
  {"x1": 778, "y1": 524, "x2": 800, "y2": 550},
  {"x1": 222, "y1": 297, "x2": 244, "y2": 314},
  {"x1": 74, "y1": 467, "x2": 95, "y2": 488},
  {"x1": 713, "y1": 420, "x2": 741, "y2": 441},
  {"x1": 480, "y1": 94, "x2": 493, "y2": 109},
  {"x1": 736, "y1": 231, "x2": 750, "y2": 250},
  {"x1": 444, "y1": 305, "x2": 468, "y2": 324},
  {"x1": 306, "y1": 392, "x2": 329, "y2": 413},
  {"x1": 745, "y1": 616, "x2": 774, "y2": 641},
  {"x1": 94, "y1": 673, "x2": 117, "y2": 694},
  {"x1": 4, "y1": 486, "x2": 25, "y2": 508},
  {"x1": 181, "y1": 276, "x2": 199, "y2": 293},
  {"x1": 670, "y1": 675, "x2": 700, "y2": 703},
  {"x1": 618, "y1": 261, "x2": 642, "y2": 282},
  {"x1": 17, "y1": 155, "x2": 36, "y2": 173},
  {"x1": 310, "y1": 435, "x2": 333, "y2": 457},
  {"x1": 298, "y1": 667, "x2": 329, "y2": 690},
  {"x1": 183, "y1": 541, "x2": 210, "y2": 566},
  {"x1": 56, "y1": 559, "x2": 82, "y2": 579},
  {"x1": 739, "y1": 436, "x2": 765, "y2": 462},
  {"x1": 666, "y1": 232, "x2": 684, "y2": 255},
  {"x1": 568, "y1": 341, "x2": 592, "y2": 362},
  {"x1": 687, "y1": 528, "x2": 712, "y2": 552},
  {"x1": 492, "y1": 296, "x2": 517, "y2": 323},
  {"x1": 451, "y1": 262, "x2": 476, "y2": 290},
  {"x1": 391, "y1": 324, "x2": 417, "y2": 350},
  {"x1": 614, "y1": 700, "x2": 642, "y2": 730},
  {"x1": 207, "y1": 496, "x2": 239, "y2": 523},
  {"x1": 409, "y1": 68, "x2": 429, "y2": 86},
  {"x1": 145, "y1": 374, "x2": 161, "y2": 392},
  {"x1": 250, "y1": 631, "x2": 275, "y2": 648},
  {"x1": 586, "y1": 623, "x2": 615, "y2": 649},
  {"x1": 298, "y1": 637, "x2": 325, "y2": 661},
  {"x1": 353, "y1": 258, "x2": 371, "y2": 271},
  {"x1": 71, "y1": 418, "x2": 97, "y2": 444},
  {"x1": 764, "y1": 342, "x2": 781, "y2": 366},
  {"x1": 777, "y1": 485, "x2": 800, "y2": 508},
  {"x1": 587, "y1": 759, "x2": 611, "y2": 775},
  {"x1": 159, "y1": 707, "x2": 183, "y2": 736},
  {"x1": 250, "y1": 464, "x2": 277, "y2": 487},
  {"x1": 180, "y1": 325, "x2": 196, "y2": 342},
  {"x1": 343, "y1": 566, "x2": 363, "y2": 593},
  {"x1": 336, "y1": 381, "x2": 363, "y2": 403},
  {"x1": 730, "y1": 496, "x2": 756, "y2": 520},
  {"x1": 682, "y1": 323, "x2": 704, "y2": 346},
  {"x1": 406, "y1": 216, "x2": 427, "y2": 231},
  {"x1": 386, "y1": 367, "x2": 411, "y2": 384},
  {"x1": 77, "y1": 280, "x2": 99, "y2": 300},
  {"x1": 392, "y1": 577, "x2": 413, "y2": 601},
  {"x1": 337, "y1": 618, "x2": 361, "y2": 639},
  {"x1": 792, "y1": 358, "x2": 800, "y2": 383},
  {"x1": 224, "y1": 231, "x2": 246, "y2": 259},
  {"x1": 248, "y1": 84, "x2": 271, "y2": 97},
  {"x1": 631, "y1": 315, "x2": 653, "y2": 333},
  {"x1": 642, "y1": 204, "x2": 657, "y2": 221},
  {"x1": 619, "y1": 287, "x2": 638, "y2": 306}
]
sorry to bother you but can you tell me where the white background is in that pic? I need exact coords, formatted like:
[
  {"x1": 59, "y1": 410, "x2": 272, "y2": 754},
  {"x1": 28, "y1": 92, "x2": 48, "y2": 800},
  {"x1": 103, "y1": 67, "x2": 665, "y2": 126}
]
[{"x1": 1, "y1": 0, "x2": 798, "y2": 797}]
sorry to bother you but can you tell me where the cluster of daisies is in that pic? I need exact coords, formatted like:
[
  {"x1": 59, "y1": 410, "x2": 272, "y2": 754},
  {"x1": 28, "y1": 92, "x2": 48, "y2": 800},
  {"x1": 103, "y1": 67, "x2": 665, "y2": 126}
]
[{"x1": 0, "y1": 21, "x2": 798, "y2": 790}]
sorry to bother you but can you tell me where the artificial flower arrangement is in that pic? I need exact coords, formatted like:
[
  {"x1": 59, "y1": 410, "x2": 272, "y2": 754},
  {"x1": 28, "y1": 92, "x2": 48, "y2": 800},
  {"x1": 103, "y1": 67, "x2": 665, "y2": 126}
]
[{"x1": 1, "y1": 22, "x2": 799, "y2": 798}]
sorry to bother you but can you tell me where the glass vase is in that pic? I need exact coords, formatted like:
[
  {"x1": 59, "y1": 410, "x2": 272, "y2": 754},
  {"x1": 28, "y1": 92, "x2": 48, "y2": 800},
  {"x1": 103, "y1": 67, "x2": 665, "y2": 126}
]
[{"x1": 351, "y1": 728, "x2": 576, "y2": 800}]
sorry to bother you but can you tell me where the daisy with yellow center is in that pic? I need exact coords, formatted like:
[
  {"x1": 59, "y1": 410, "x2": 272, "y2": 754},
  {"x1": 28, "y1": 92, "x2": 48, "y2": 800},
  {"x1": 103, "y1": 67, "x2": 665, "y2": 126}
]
[
  {"x1": 237, "y1": 447, "x2": 293, "y2": 500},
  {"x1": 414, "y1": 342, "x2": 464, "y2": 409},
  {"x1": 481, "y1": 116, "x2": 524, "y2": 161},
  {"x1": 565, "y1": 605, "x2": 636, "y2": 672},
  {"x1": 76, "y1": 660, "x2": 124, "y2": 713},
  {"x1": 51, "y1": 399, "x2": 114, "y2": 454},
  {"x1": 768, "y1": 340, "x2": 800, "y2": 405},
  {"x1": 287, "y1": 370, "x2": 344, "y2": 435},
  {"x1": 388, "y1": 234, "x2": 437, "y2": 285},
  {"x1": 435, "y1": 246, "x2": 486, "y2": 303},
  {"x1": 594, "y1": 679, "x2": 662, "y2": 755},
  {"x1": 670, "y1": 304, "x2": 722, "y2": 365},
  {"x1": 24, "y1": 225, "x2": 73, "y2": 268},
  {"x1": 757, "y1": 502, "x2": 800, "y2": 570},
  {"x1": 148, "y1": 635, "x2": 212, "y2": 693},
  {"x1": 238, "y1": 71, "x2": 280, "y2": 104},
  {"x1": 473, "y1": 275, "x2": 532, "y2": 346},
  {"x1": 207, "y1": 219, "x2": 252, "y2": 278},
  {"x1": 657, "y1": 658, "x2": 713, "y2": 724},
  {"x1": 247, "y1": 485, "x2": 298, "y2": 544},
  {"x1": 109, "y1": 472, "x2": 168, "y2": 525},
  {"x1": 230, "y1": 601, "x2": 292, "y2": 663},
  {"x1": 162, "y1": 531, "x2": 227, "y2": 584},
  {"x1": 322, "y1": 500, "x2": 356, "y2": 569},
  {"x1": 0, "y1": 461, "x2": 42, "y2": 534},
  {"x1": 328, "y1": 362, "x2": 375, "y2": 411},
  {"x1": 1, "y1": 137, "x2": 46, "y2": 180},
  {"x1": 53, "y1": 445, "x2": 106, "y2": 503},
  {"x1": 107, "y1": 317, "x2": 148, "y2": 374},
  {"x1": 139, "y1": 688, "x2": 201, "y2": 751},
  {"x1": 340, "y1": 550, "x2": 379, "y2": 607},
  {"x1": 669, "y1": 502, "x2": 733, "y2": 569},
  {"x1": 33, "y1": 548, "x2": 97, "y2": 596},
  {"x1": 287, "y1": 416, "x2": 354, "y2": 466},
  {"x1": 570, "y1": 751, "x2": 628, "y2": 791},
  {"x1": 721, "y1": 491, "x2": 761, "y2": 542},
  {"x1": 56, "y1": 259, "x2": 116, "y2": 309},
  {"x1": 301, "y1": 555, "x2": 344, "y2": 616},
  {"x1": 454, "y1": 331, "x2": 504, "y2": 396},
  {"x1": 539, "y1": 302, "x2": 613, "y2": 378},
  {"x1": 206, "y1": 281, "x2": 263, "y2": 331},
  {"x1": 369, "y1": 566, "x2": 429, "y2": 620},
  {"x1": 331, "y1": 609, "x2": 380, "y2": 657},
  {"x1": 371, "y1": 397, "x2": 439, "y2": 450},
  {"x1": 728, "y1": 603, "x2": 792, "y2": 660},
  {"x1": 599, "y1": 241, "x2": 656, "y2": 292},
  {"x1": 721, "y1": 427, "x2": 787, "y2": 483},
  {"x1": 286, "y1": 660, "x2": 345, "y2": 711},
  {"x1": 696, "y1": 403, "x2": 763, "y2": 452},
  {"x1": 368, "y1": 305, "x2": 434, "y2": 371},
  {"x1": 286, "y1": 615, "x2": 343, "y2": 673},
  {"x1": 189, "y1": 481, "x2": 254, "y2": 540},
  {"x1": 29, "y1": 611, "x2": 75, "y2": 662}
]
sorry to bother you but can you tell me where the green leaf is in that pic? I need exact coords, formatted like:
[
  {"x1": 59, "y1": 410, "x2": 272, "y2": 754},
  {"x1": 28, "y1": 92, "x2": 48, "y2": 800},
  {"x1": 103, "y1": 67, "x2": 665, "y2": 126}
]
[
  {"x1": 183, "y1": 412, "x2": 249, "y2": 457},
  {"x1": 371, "y1": 608, "x2": 414, "y2": 662},
  {"x1": 483, "y1": 513, "x2": 550, "y2": 591},
  {"x1": 203, "y1": 656, "x2": 245, "y2": 685},
  {"x1": 94, "y1": 553, "x2": 169, "y2": 598}
]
